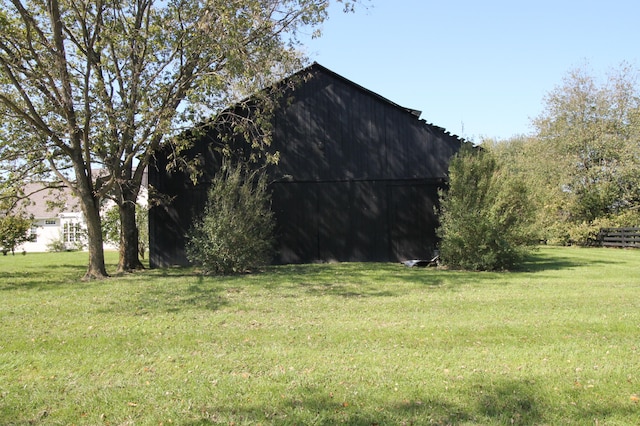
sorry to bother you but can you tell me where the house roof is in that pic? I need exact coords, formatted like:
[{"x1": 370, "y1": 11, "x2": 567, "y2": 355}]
[{"x1": 19, "y1": 183, "x2": 81, "y2": 219}]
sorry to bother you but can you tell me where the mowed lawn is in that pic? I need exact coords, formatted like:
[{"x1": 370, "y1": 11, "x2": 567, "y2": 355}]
[{"x1": 1, "y1": 247, "x2": 639, "y2": 425}]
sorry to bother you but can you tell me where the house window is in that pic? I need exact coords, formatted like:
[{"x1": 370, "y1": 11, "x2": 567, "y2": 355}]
[
  {"x1": 63, "y1": 222, "x2": 83, "y2": 243},
  {"x1": 29, "y1": 226, "x2": 38, "y2": 242},
  {"x1": 45, "y1": 219, "x2": 57, "y2": 225}
]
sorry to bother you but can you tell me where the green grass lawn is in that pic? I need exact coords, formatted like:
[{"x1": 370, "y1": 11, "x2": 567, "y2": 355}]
[{"x1": 1, "y1": 247, "x2": 639, "y2": 425}]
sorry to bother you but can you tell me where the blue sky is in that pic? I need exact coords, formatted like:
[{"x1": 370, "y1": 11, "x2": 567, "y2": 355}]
[{"x1": 301, "y1": 0, "x2": 640, "y2": 141}]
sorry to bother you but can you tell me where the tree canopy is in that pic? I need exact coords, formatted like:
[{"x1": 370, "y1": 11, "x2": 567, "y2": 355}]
[
  {"x1": 490, "y1": 64, "x2": 640, "y2": 245},
  {"x1": 0, "y1": 0, "x2": 358, "y2": 278}
]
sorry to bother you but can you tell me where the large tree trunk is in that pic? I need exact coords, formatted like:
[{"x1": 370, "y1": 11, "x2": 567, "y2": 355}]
[
  {"x1": 77, "y1": 182, "x2": 108, "y2": 280},
  {"x1": 115, "y1": 165, "x2": 144, "y2": 273},
  {"x1": 46, "y1": 0, "x2": 108, "y2": 279},
  {"x1": 118, "y1": 192, "x2": 144, "y2": 273}
]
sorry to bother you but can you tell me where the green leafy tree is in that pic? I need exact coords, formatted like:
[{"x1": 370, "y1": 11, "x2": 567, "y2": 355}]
[
  {"x1": 532, "y1": 64, "x2": 640, "y2": 243},
  {"x1": 437, "y1": 145, "x2": 537, "y2": 271},
  {"x1": 487, "y1": 136, "x2": 569, "y2": 244},
  {"x1": 101, "y1": 206, "x2": 120, "y2": 250},
  {"x1": 0, "y1": 214, "x2": 32, "y2": 255},
  {"x1": 186, "y1": 162, "x2": 274, "y2": 274},
  {"x1": 0, "y1": 0, "x2": 361, "y2": 278}
]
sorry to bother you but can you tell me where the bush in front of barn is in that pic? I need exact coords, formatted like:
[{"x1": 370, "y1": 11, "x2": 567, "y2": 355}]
[
  {"x1": 186, "y1": 162, "x2": 275, "y2": 274},
  {"x1": 437, "y1": 145, "x2": 538, "y2": 271}
]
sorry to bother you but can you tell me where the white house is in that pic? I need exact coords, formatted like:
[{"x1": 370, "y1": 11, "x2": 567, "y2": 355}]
[
  {"x1": 16, "y1": 172, "x2": 147, "y2": 253},
  {"x1": 18, "y1": 183, "x2": 87, "y2": 252}
]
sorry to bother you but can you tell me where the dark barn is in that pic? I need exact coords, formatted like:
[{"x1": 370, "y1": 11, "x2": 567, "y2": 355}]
[{"x1": 149, "y1": 63, "x2": 465, "y2": 267}]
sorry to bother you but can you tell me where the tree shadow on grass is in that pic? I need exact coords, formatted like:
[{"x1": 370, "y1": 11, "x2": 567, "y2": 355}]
[
  {"x1": 183, "y1": 376, "x2": 639, "y2": 425},
  {"x1": 139, "y1": 283, "x2": 229, "y2": 313},
  {"x1": 0, "y1": 263, "x2": 88, "y2": 291},
  {"x1": 517, "y1": 248, "x2": 613, "y2": 273},
  {"x1": 137, "y1": 250, "x2": 580, "y2": 303},
  {"x1": 181, "y1": 378, "x2": 543, "y2": 425},
  {"x1": 469, "y1": 378, "x2": 544, "y2": 424},
  {"x1": 264, "y1": 247, "x2": 615, "y2": 298},
  {"x1": 2, "y1": 248, "x2": 620, "y2": 308},
  {"x1": 302, "y1": 283, "x2": 399, "y2": 298},
  {"x1": 263, "y1": 262, "x2": 448, "y2": 298}
]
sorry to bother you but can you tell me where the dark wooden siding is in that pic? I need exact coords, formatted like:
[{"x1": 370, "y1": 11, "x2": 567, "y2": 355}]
[
  {"x1": 149, "y1": 63, "x2": 463, "y2": 267},
  {"x1": 148, "y1": 165, "x2": 208, "y2": 267},
  {"x1": 269, "y1": 68, "x2": 459, "y2": 182},
  {"x1": 270, "y1": 179, "x2": 441, "y2": 264}
]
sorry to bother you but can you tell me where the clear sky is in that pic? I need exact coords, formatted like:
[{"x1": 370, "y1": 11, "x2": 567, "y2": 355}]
[{"x1": 300, "y1": 0, "x2": 640, "y2": 142}]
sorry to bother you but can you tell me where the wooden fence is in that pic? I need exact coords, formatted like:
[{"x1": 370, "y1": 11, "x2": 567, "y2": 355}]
[{"x1": 597, "y1": 227, "x2": 640, "y2": 248}]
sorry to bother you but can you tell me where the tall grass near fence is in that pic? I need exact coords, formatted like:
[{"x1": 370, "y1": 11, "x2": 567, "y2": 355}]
[{"x1": 1, "y1": 247, "x2": 639, "y2": 425}]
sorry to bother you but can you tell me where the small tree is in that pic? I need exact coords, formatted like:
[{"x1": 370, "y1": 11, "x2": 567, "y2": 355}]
[
  {"x1": 186, "y1": 162, "x2": 274, "y2": 274},
  {"x1": 0, "y1": 215, "x2": 32, "y2": 255},
  {"x1": 437, "y1": 146, "x2": 537, "y2": 271},
  {"x1": 101, "y1": 206, "x2": 121, "y2": 249}
]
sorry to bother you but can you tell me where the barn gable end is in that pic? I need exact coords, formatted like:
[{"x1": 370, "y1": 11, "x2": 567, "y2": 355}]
[{"x1": 149, "y1": 63, "x2": 465, "y2": 267}]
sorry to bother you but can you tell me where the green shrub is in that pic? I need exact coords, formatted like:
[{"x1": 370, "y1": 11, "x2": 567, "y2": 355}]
[
  {"x1": 186, "y1": 162, "x2": 275, "y2": 274},
  {"x1": 437, "y1": 146, "x2": 537, "y2": 271},
  {"x1": 46, "y1": 236, "x2": 67, "y2": 252}
]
